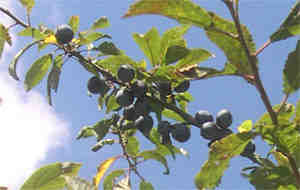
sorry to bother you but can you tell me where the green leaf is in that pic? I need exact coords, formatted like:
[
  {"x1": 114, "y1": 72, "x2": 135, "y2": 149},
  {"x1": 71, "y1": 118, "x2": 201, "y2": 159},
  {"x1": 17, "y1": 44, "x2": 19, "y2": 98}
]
[
  {"x1": 91, "y1": 16, "x2": 110, "y2": 30},
  {"x1": 123, "y1": 0, "x2": 212, "y2": 28},
  {"x1": 76, "y1": 126, "x2": 96, "y2": 140},
  {"x1": 9, "y1": 40, "x2": 40, "y2": 81},
  {"x1": 270, "y1": 2, "x2": 300, "y2": 42},
  {"x1": 132, "y1": 27, "x2": 161, "y2": 66},
  {"x1": 93, "y1": 118, "x2": 114, "y2": 141},
  {"x1": 21, "y1": 162, "x2": 81, "y2": 190},
  {"x1": 238, "y1": 120, "x2": 253, "y2": 133},
  {"x1": 205, "y1": 12, "x2": 256, "y2": 75},
  {"x1": 105, "y1": 90, "x2": 120, "y2": 114},
  {"x1": 194, "y1": 132, "x2": 253, "y2": 189},
  {"x1": 295, "y1": 99, "x2": 300, "y2": 124},
  {"x1": 103, "y1": 170, "x2": 125, "y2": 190},
  {"x1": 165, "y1": 45, "x2": 189, "y2": 65},
  {"x1": 283, "y1": 40, "x2": 300, "y2": 94},
  {"x1": 138, "y1": 150, "x2": 170, "y2": 175},
  {"x1": 25, "y1": 53, "x2": 53, "y2": 91},
  {"x1": 19, "y1": 0, "x2": 35, "y2": 12},
  {"x1": 69, "y1": 16, "x2": 80, "y2": 33},
  {"x1": 96, "y1": 41, "x2": 121, "y2": 55},
  {"x1": 47, "y1": 54, "x2": 64, "y2": 105},
  {"x1": 79, "y1": 31, "x2": 106, "y2": 45},
  {"x1": 91, "y1": 139, "x2": 115, "y2": 152},
  {"x1": 162, "y1": 109, "x2": 184, "y2": 122},
  {"x1": 64, "y1": 176, "x2": 96, "y2": 190},
  {"x1": 0, "y1": 24, "x2": 12, "y2": 59},
  {"x1": 125, "y1": 136, "x2": 140, "y2": 156},
  {"x1": 139, "y1": 181, "x2": 154, "y2": 190},
  {"x1": 18, "y1": 27, "x2": 46, "y2": 40},
  {"x1": 175, "y1": 48, "x2": 213, "y2": 69}
]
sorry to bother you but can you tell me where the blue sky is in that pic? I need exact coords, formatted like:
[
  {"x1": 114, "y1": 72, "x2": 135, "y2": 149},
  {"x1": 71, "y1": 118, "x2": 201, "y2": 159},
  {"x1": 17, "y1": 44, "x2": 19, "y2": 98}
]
[{"x1": 0, "y1": 0, "x2": 299, "y2": 189}]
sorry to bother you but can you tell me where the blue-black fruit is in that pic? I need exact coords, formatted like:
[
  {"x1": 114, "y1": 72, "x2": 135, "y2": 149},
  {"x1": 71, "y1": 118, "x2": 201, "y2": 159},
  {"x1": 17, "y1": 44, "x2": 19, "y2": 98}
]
[
  {"x1": 174, "y1": 80, "x2": 190, "y2": 93},
  {"x1": 135, "y1": 115, "x2": 153, "y2": 136},
  {"x1": 195, "y1": 110, "x2": 213, "y2": 126},
  {"x1": 157, "y1": 120, "x2": 171, "y2": 135},
  {"x1": 157, "y1": 81, "x2": 172, "y2": 95},
  {"x1": 55, "y1": 24, "x2": 74, "y2": 44},
  {"x1": 87, "y1": 76, "x2": 109, "y2": 95},
  {"x1": 117, "y1": 65, "x2": 135, "y2": 83},
  {"x1": 207, "y1": 128, "x2": 233, "y2": 147},
  {"x1": 216, "y1": 109, "x2": 233, "y2": 129},
  {"x1": 171, "y1": 124, "x2": 191, "y2": 143},
  {"x1": 134, "y1": 98, "x2": 151, "y2": 116},
  {"x1": 116, "y1": 89, "x2": 134, "y2": 107},
  {"x1": 201, "y1": 122, "x2": 232, "y2": 140},
  {"x1": 123, "y1": 104, "x2": 138, "y2": 121},
  {"x1": 131, "y1": 80, "x2": 147, "y2": 98},
  {"x1": 240, "y1": 141, "x2": 256, "y2": 157}
]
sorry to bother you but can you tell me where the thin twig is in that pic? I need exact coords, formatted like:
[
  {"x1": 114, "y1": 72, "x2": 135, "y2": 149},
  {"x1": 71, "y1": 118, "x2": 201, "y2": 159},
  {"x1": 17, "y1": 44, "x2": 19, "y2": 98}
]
[
  {"x1": 223, "y1": 1, "x2": 278, "y2": 125},
  {"x1": 276, "y1": 94, "x2": 290, "y2": 114},
  {"x1": 255, "y1": 39, "x2": 271, "y2": 56},
  {"x1": 0, "y1": 6, "x2": 29, "y2": 28}
]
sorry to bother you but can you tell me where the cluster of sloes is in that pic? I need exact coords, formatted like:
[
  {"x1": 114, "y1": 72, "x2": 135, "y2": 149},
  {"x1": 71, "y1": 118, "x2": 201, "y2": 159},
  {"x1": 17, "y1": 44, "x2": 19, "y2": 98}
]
[
  {"x1": 87, "y1": 64, "x2": 191, "y2": 142},
  {"x1": 196, "y1": 109, "x2": 255, "y2": 157}
]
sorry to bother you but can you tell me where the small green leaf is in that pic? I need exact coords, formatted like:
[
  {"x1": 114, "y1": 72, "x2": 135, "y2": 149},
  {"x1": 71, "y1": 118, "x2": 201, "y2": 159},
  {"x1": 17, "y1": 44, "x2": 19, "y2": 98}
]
[
  {"x1": 175, "y1": 48, "x2": 214, "y2": 69},
  {"x1": 133, "y1": 27, "x2": 161, "y2": 66},
  {"x1": 97, "y1": 41, "x2": 121, "y2": 55},
  {"x1": 103, "y1": 170, "x2": 125, "y2": 190},
  {"x1": 91, "y1": 16, "x2": 110, "y2": 30},
  {"x1": 194, "y1": 132, "x2": 253, "y2": 189},
  {"x1": 93, "y1": 118, "x2": 114, "y2": 141},
  {"x1": 270, "y1": 2, "x2": 300, "y2": 42},
  {"x1": 238, "y1": 120, "x2": 253, "y2": 133},
  {"x1": 91, "y1": 139, "x2": 115, "y2": 152},
  {"x1": 295, "y1": 99, "x2": 300, "y2": 124},
  {"x1": 18, "y1": 27, "x2": 45, "y2": 40},
  {"x1": 9, "y1": 40, "x2": 40, "y2": 81},
  {"x1": 165, "y1": 45, "x2": 189, "y2": 65},
  {"x1": 69, "y1": 16, "x2": 80, "y2": 33},
  {"x1": 64, "y1": 176, "x2": 96, "y2": 190},
  {"x1": 283, "y1": 40, "x2": 300, "y2": 94},
  {"x1": 79, "y1": 31, "x2": 106, "y2": 45},
  {"x1": 25, "y1": 53, "x2": 53, "y2": 91},
  {"x1": 0, "y1": 24, "x2": 12, "y2": 58},
  {"x1": 139, "y1": 181, "x2": 154, "y2": 190},
  {"x1": 138, "y1": 150, "x2": 170, "y2": 175},
  {"x1": 125, "y1": 136, "x2": 140, "y2": 156},
  {"x1": 162, "y1": 109, "x2": 184, "y2": 122},
  {"x1": 105, "y1": 90, "x2": 120, "y2": 114},
  {"x1": 123, "y1": 0, "x2": 212, "y2": 28},
  {"x1": 19, "y1": 0, "x2": 35, "y2": 13},
  {"x1": 76, "y1": 126, "x2": 96, "y2": 140}
]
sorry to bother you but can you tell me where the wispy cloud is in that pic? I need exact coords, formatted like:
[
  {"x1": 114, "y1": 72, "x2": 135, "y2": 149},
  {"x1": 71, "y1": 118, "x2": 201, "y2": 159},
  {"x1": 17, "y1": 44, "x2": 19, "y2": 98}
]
[{"x1": 0, "y1": 1, "x2": 70, "y2": 189}]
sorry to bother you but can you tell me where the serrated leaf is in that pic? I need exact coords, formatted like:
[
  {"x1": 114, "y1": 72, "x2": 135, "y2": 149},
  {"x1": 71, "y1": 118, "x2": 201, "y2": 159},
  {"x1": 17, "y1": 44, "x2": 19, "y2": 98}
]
[
  {"x1": 133, "y1": 27, "x2": 161, "y2": 66},
  {"x1": 93, "y1": 156, "x2": 120, "y2": 188},
  {"x1": 19, "y1": 0, "x2": 35, "y2": 12},
  {"x1": 205, "y1": 12, "x2": 256, "y2": 75},
  {"x1": 138, "y1": 150, "x2": 170, "y2": 175},
  {"x1": 25, "y1": 53, "x2": 52, "y2": 91},
  {"x1": 18, "y1": 27, "x2": 45, "y2": 40},
  {"x1": 139, "y1": 181, "x2": 154, "y2": 190},
  {"x1": 238, "y1": 120, "x2": 253, "y2": 133},
  {"x1": 123, "y1": 0, "x2": 212, "y2": 28},
  {"x1": 91, "y1": 17, "x2": 110, "y2": 30},
  {"x1": 76, "y1": 126, "x2": 96, "y2": 140},
  {"x1": 270, "y1": 2, "x2": 300, "y2": 42},
  {"x1": 9, "y1": 40, "x2": 40, "y2": 80},
  {"x1": 21, "y1": 162, "x2": 81, "y2": 190},
  {"x1": 103, "y1": 170, "x2": 125, "y2": 190},
  {"x1": 165, "y1": 45, "x2": 189, "y2": 65},
  {"x1": 91, "y1": 139, "x2": 115, "y2": 152},
  {"x1": 194, "y1": 132, "x2": 253, "y2": 189},
  {"x1": 97, "y1": 41, "x2": 121, "y2": 55},
  {"x1": 125, "y1": 136, "x2": 140, "y2": 156},
  {"x1": 283, "y1": 40, "x2": 300, "y2": 94},
  {"x1": 69, "y1": 16, "x2": 80, "y2": 33},
  {"x1": 175, "y1": 48, "x2": 213, "y2": 69},
  {"x1": 64, "y1": 176, "x2": 96, "y2": 190}
]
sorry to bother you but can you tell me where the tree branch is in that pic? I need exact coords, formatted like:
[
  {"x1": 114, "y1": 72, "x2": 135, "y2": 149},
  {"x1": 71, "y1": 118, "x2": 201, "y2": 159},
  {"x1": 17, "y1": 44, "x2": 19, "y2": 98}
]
[
  {"x1": 255, "y1": 40, "x2": 271, "y2": 56},
  {"x1": 0, "y1": 6, "x2": 29, "y2": 28},
  {"x1": 223, "y1": 1, "x2": 278, "y2": 125}
]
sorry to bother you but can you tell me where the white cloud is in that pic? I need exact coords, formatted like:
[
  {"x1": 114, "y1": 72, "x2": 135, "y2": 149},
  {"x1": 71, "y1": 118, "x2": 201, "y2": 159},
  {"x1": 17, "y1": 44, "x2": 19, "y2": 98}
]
[{"x1": 0, "y1": 1, "x2": 70, "y2": 189}]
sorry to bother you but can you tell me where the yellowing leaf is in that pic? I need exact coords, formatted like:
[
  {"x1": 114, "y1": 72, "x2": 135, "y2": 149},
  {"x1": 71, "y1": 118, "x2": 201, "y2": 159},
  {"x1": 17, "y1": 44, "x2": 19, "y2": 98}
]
[
  {"x1": 72, "y1": 38, "x2": 80, "y2": 44},
  {"x1": 238, "y1": 120, "x2": 253, "y2": 133},
  {"x1": 44, "y1": 34, "x2": 57, "y2": 44},
  {"x1": 93, "y1": 156, "x2": 120, "y2": 187}
]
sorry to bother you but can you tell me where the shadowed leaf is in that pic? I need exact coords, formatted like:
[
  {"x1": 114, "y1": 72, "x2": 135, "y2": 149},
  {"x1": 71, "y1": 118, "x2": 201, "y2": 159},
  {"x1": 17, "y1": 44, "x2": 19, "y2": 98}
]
[
  {"x1": 103, "y1": 170, "x2": 125, "y2": 190},
  {"x1": 91, "y1": 16, "x2": 110, "y2": 30},
  {"x1": 69, "y1": 16, "x2": 80, "y2": 33}
]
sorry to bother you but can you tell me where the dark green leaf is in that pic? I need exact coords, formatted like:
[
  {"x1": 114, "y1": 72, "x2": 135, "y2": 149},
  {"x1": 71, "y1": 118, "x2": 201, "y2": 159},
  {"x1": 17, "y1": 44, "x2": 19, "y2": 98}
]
[
  {"x1": 93, "y1": 118, "x2": 114, "y2": 141},
  {"x1": 138, "y1": 150, "x2": 170, "y2": 175},
  {"x1": 295, "y1": 99, "x2": 300, "y2": 124},
  {"x1": 9, "y1": 40, "x2": 40, "y2": 81},
  {"x1": 21, "y1": 162, "x2": 81, "y2": 190},
  {"x1": 139, "y1": 181, "x2": 154, "y2": 190},
  {"x1": 91, "y1": 139, "x2": 115, "y2": 152},
  {"x1": 175, "y1": 48, "x2": 214, "y2": 69},
  {"x1": 124, "y1": 0, "x2": 212, "y2": 28},
  {"x1": 270, "y1": 2, "x2": 300, "y2": 42},
  {"x1": 194, "y1": 132, "x2": 253, "y2": 189},
  {"x1": 18, "y1": 27, "x2": 45, "y2": 40},
  {"x1": 97, "y1": 41, "x2": 121, "y2": 55},
  {"x1": 165, "y1": 45, "x2": 189, "y2": 65},
  {"x1": 283, "y1": 40, "x2": 300, "y2": 94},
  {"x1": 132, "y1": 27, "x2": 161, "y2": 66},
  {"x1": 19, "y1": 0, "x2": 35, "y2": 13},
  {"x1": 69, "y1": 16, "x2": 80, "y2": 33},
  {"x1": 91, "y1": 16, "x2": 110, "y2": 30},
  {"x1": 25, "y1": 53, "x2": 52, "y2": 91},
  {"x1": 125, "y1": 136, "x2": 140, "y2": 156},
  {"x1": 105, "y1": 90, "x2": 120, "y2": 114},
  {"x1": 64, "y1": 176, "x2": 96, "y2": 190},
  {"x1": 76, "y1": 126, "x2": 96, "y2": 140},
  {"x1": 205, "y1": 12, "x2": 256, "y2": 75},
  {"x1": 79, "y1": 31, "x2": 105, "y2": 45},
  {"x1": 103, "y1": 170, "x2": 125, "y2": 190}
]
